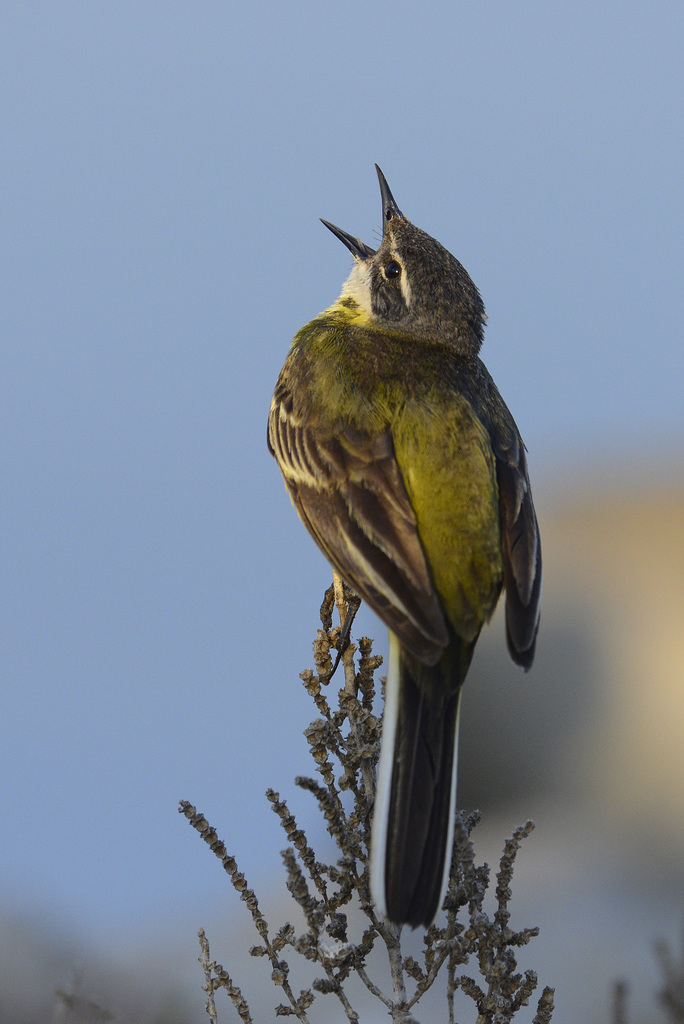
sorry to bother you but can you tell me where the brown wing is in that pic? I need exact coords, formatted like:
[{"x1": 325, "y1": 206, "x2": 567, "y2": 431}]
[
  {"x1": 494, "y1": 431, "x2": 542, "y2": 668},
  {"x1": 268, "y1": 392, "x2": 449, "y2": 665}
]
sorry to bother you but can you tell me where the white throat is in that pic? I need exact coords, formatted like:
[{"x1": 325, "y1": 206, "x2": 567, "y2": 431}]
[{"x1": 340, "y1": 260, "x2": 374, "y2": 317}]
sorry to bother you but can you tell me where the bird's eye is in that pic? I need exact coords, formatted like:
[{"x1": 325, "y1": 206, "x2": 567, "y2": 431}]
[{"x1": 384, "y1": 260, "x2": 402, "y2": 279}]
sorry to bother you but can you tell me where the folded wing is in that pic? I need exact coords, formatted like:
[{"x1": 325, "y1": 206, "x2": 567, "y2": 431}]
[
  {"x1": 268, "y1": 391, "x2": 449, "y2": 665},
  {"x1": 494, "y1": 432, "x2": 542, "y2": 668}
]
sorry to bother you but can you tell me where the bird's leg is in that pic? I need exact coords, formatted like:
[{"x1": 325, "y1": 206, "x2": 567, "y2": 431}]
[{"x1": 331, "y1": 569, "x2": 361, "y2": 692}]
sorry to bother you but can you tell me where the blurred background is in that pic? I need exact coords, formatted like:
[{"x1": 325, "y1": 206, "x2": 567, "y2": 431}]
[{"x1": 1, "y1": 3, "x2": 683, "y2": 1022}]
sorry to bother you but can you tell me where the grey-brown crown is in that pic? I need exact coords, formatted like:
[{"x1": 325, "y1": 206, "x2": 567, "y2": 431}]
[{"x1": 323, "y1": 166, "x2": 486, "y2": 357}]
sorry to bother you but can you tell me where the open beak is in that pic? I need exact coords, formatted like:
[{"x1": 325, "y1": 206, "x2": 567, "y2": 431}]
[
  {"x1": 321, "y1": 164, "x2": 404, "y2": 257},
  {"x1": 375, "y1": 164, "x2": 405, "y2": 224},
  {"x1": 320, "y1": 219, "x2": 376, "y2": 259}
]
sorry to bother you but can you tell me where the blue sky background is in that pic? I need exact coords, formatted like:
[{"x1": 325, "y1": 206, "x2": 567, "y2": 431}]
[{"x1": 1, "y1": 1, "x2": 683, "y2": 1012}]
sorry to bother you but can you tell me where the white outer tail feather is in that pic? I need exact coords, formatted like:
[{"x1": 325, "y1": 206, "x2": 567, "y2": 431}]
[
  {"x1": 368, "y1": 633, "x2": 401, "y2": 921},
  {"x1": 369, "y1": 632, "x2": 463, "y2": 926},
  {"x1": 438, "y1": 687, "x2": 461, "y2": 922}
]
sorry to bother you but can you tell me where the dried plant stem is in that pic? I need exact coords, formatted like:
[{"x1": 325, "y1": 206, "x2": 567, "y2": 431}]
[
  {"x1": 182, "y1": 582, "x2": 554, "y2": 1023},
  {"x1": 198, "y1": 928, "x2": 221, "y2": 1024},
  {"x1": 179, "y1": 801, "x2": 312, "y2": 1023},
  {"x1": 329, "y1": 573, "x2": 377, "y2": 801}
]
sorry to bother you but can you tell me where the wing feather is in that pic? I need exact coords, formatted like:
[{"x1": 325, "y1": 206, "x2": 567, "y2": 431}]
[
  {"x1": 494, "y1": 436, "x2": 542, "y2": 668},
  {"x1": 268, "y1": 394, "x2": 449, "y2": 664}
]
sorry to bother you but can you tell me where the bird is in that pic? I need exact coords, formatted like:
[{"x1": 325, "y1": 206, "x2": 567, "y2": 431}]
[{"x1": 267, "y1": 166, "x2": 541, "y2": 928}]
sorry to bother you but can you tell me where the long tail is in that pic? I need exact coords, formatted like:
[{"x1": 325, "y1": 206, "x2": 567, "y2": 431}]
[{"x1": 369, "y1": 632, "x2": 472, "y2": 927}]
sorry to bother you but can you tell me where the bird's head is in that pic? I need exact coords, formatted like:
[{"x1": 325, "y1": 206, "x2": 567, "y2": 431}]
[{"x1": 322, "y1": 165, "x2": 486, "y2": 357}]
